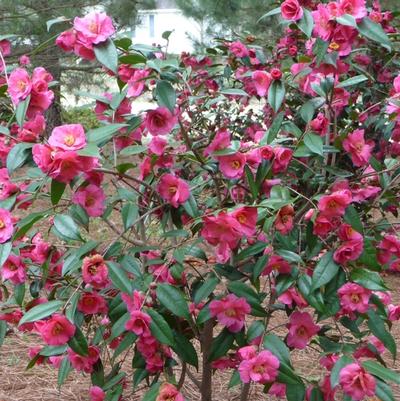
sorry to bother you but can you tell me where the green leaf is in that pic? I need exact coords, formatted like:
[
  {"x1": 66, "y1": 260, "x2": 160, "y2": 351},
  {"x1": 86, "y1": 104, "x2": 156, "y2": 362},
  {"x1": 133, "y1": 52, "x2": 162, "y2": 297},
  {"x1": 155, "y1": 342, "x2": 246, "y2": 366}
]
[
  {"x1": 119, "y1": 145, "x2": 147, "y2": 156},
  {"x1": 228, "y1": 281, "x2": 263, "y2": 312},
  {"x1": 19, "y1": 300, "x2": 63, "y2": 325},
  {"x1": 77, "y1": 143, "x2": 101, "y2": 158},
  {"x1": 253, "y1": 254, "x2": 268, "y2": 279},
  {"x1": 263, "y1": 334, "x2": 291, "y2": 365},
  {"x1": 57, "y1": 357, "x2": 72, "y2": 387},
  {"x1": 228, "y1": 370, "x2": 241, "y2": 388},
  {"x1": 313, "y1": 38, "x2": 329, "y2": 67},
  {"x1": 121, "y1": 203, "x2": 138, "y2": 231},
  {"x1": 375, "y1": 379, "x2": 395, "y2": 401},
  {"x1": 300, "y1": 100, "x2": 317, "y2": 123},
  {"x1": 344, "y1": 205, "x2": 363, "y2": 233},
  {"x1": 53, "y1": 214, "x2": 82, "y2": 242},
  {"x1": 194, "y1": 276, "x2": 219, "y2": 304},
  {"x1": 209, "y1": 328, "x2": 235, "y2": 361},
  {"x1": 264, "y1": 111, "x2": 284, "y2": 144},
  {"x1": 258, "y1": 6, "x2": 281, "y2": 22},
  {"x1": 336, "y1": 75, "x2": 368, "y2": 88},
  {"x1": 0, "y1": 241, "x2": 12, "y2": 267},
  {"x1": 350, "y1": 269, "x2": 387, "y2": 291},
  {"x1": 15, "y1": 95, "x2": 30, "y2": 127},
  {"x1": 276, "y1": 249, "x2": 303, "y2": 264},
  {"x1": 94, "y1": 38, "x2": 118, "y2": 73},
  {"x1": 156, "y1": 283, "x2": 190, "y2": 318},
  {"x1": 268, "y1": 80, "x2": 285, "y2": 112},
  {"x1": 142, "y1": 383, "x2": 161, "y2": 401},
  {"x1": 155, "y1": 80, "x2": 176, "y2": 112},
  {"x1": 363, "y1": 360, "x2": 400, "y2": 385},
  {"x1": 330, "y1": 355, "x2": 353, "y2": 388},
  {"x1": 286, "y1": 383, "x2": 306, "y2": 401},
  {"x1": 119, "y1": 53, "x2": 146, "y2": 65},
  {"x1": 304, "y1": 133, "x2": 324, "y2": 156},
  {"x1": 51, "y1": 180, "x2": 66, "y2": 206},
  {"x1": 172, "y1": 331, "x2": 198, "y2": 369},
  {"x1": 245, "y1": 165, "x2": 258, "y2": 199},
  {"x1": 357, "y1": 17, "x2": 392, "y2": 51},
  {"x1": 311, "y1": 251, "x2": 340, "y2": 291},
  {"x1": 367, "y1": 309, "x2": 396, "y2": 358},
  {"x1": 7, "y1": 143, "x2": 33, "y2": 174},
  {"x1": 147, "y1": 309, "x2": 175, "y2": 346},
  {"x1": 336, "y1": 14, "x2": 357, "y2": 27},
  {"x1": 0, "y1": 321, "x2": 7, "y2": 346},
  {"x1": 14, "y1": 212, "x2": 46, "y2": 239},
  {"x1": 14, "y1": 283, "x2": 25, "y2": 305},
  {"x1": 107, "y1": 262, "x2": 133, "y2": 294},
  {"x1": 297, "y1": 9, "x2": 314, "y2": 37},
  {"x1": 86, "y1": 124, "x2": 127, "y2": 144},
  {"x1": 68, "y1": 326, "x2": 88, "y2": 356},
  {"x1": 220, "y1": 88, "x2": 248, "y2": 96}
]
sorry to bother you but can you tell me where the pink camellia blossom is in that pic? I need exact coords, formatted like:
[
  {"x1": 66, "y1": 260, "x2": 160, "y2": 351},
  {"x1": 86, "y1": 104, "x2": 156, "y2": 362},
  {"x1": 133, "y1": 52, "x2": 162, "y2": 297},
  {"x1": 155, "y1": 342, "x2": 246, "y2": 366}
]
[
  {"x1": 68, "y1": 345, "x2": 100, "y2": 373},
  {"x1": 73, "y1": 12, "x2": 115, "y2": 45},
  {"x1": 268, "y1": 383, "x2": 286, "y2": 398},
  {"x1": 262, "y1": 254, "x2": 292, "y2": 276},
  {"x1": 312, "y1": 4, "x2": 335, "y2": 41},
  {"x1": 338, "y1": 282, "x2": 371, "y2": 314},
  {"x1": 35, "y1": 314, "x2": 75, "y2": 346},
  {"x1": 77, "y1": 291, "x2": 108, "y2": 315},
  {"x1": 275, "y1": 205, "x2": 294, "y2": 235},
  {"x1": 278, "y1": 288, "x2": 308, "y2": 309},
  {"x1": 125, "y1": 310, "x2": 152, "y2": 336},
  {"x1": 32, "y1": 144, "x2": 98, "y2": 183},
  {"x1": 56, "y1": 30, "x2": 77, "y2": 52},
  {"x1": 339, "y1": 363, "x2": 376, "y2": 400},
  {"x1": 353, "y1": 336, "x2": 385, "y2": 359},
  {"x1": 209, "y1": 294, "x2": 251, "y2": 333},
  {"x1": 149, "y1": 136, "x2": 167, "y2": 156},
  {"x1": 217, "y1": 152, "x2": 246, "y2": 179},
  {"x1": 229, "y1": 41, "x2": 249, "y2": 58},
  {"x1": 145, "y1": 107, "x2": 177, "y2": 135},
  {"x1": 204, "y1": 129, "x2": 231, "y2": 156},
  {"x1": 318, "y1": 189, "x2": 352, "y2": 217},
  {"x1": 0, "y1": 168, "x2": 18, "y2": 200},
  {"x1": 48, "y1": 124, "x2": 87, "y2": 151},
  {"x1": 8, "y1": 68, "x2": 32, "y2": 105},
  {"x1": 19, "y1": 55, "x2": 30, "y2": 66},
  {"x1": 0, "y1": 208, "x2": 14, "y2": 243},
  {"x1": 231, "y1": 206, "x2": 257, "y2": 236},
  {"x1": 156, "y1": 383, "x2": 184, "y2": 401},
  {"x1": 309, "y1": 113, "x2": 329, "y2": 136},
  {"x1": 1, "y1": 255, "x2": 26, "y2": 285},
  {"x1": 272, "y1": 147, "x2": 293, "y2": 174},
  {"x1": 89, "y1": 386, "x2": 105, "y2": 401},
  {"x1": 287, "y1": 311, "x2": 320, "y2": 349},
  {"x1": 127, "y1": 69, "x2": 150, "y2": 97},
  {"x1": 281, "y1": 0, "x2": 304, "y2": 21},
  {"x1": 334, "y1": 240, "x2": 364, "y2": 264},
  {"x1": 238, "y1": 349, "x2": 280, "y2": 384},
  {"x1": 252, "y1": 70, "x2": 272, "y2": 97},
  {"x1": 338, "y1": 0, "x2": 367, "y2": 19},
  {"x1": 18, "y1": 114, "x2": 46, "y2": 142},
  {"x1": 82, "y1": 254, "x2": 109, "y2": 289},
  {"x1": 342, "y1": 129, "x2": 374, "y2": 167},
  {"x1": 157, "y1": 174, "x2": 190, "y2": 208},
  {"x1": 73, "y1": 184, "x2": 106, "y2": 217}
]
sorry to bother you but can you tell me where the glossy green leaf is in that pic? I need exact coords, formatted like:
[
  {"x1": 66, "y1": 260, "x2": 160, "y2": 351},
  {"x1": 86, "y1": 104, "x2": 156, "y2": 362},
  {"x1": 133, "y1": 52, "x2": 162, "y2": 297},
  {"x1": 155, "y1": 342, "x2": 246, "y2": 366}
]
[
  {"x1": 304, "y1": 133, "x2": 324, "y2": 156},
  {"x1": 311, "y1": 251, "x2": 340, "y2": 291},
  {"x1": 156, "y1": 80, "x2": 176, "y2": 112},
  {"x1": 107, "y1": 261, "x2": 133, "y2": 294},
  {"x1": 156, "y1": 283, "x2": 190, "y2": 318},
  {"x1": 53, "y1": 214, "x2": 82, "y2": 242},
  {"x1": 268, "y1": 80, "x2": 285, "y2": 112},
  {"x1": 357, "y1": 17, "x2": 392, "y2": 51},
  {"x1": 368, "y1": 309, "x2": 396, "y2": 358},
  {"x1": 363, "y1": 360, "x2": 400, "y2": 384},
  {"x1": 94, "y1": 38, "x2": 118, "y2": 73},
  {"x1": 147, "y1": 309, "x2": 175, "y2": 346},
  {"x1": 19, "y1": 300, "x2": 63, "y2": 325},
  {"x1": 7, "y1": 142, "x2": 33, "y2": 174},
  {"x1": 51, "y1": 180, "x2": 66, "y2": 206}
]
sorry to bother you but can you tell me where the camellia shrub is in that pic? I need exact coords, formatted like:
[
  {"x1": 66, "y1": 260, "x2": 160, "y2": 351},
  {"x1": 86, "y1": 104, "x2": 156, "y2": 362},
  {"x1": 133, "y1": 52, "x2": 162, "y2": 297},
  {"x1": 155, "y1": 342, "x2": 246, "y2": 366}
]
[{"x1": 1, "y1": 1, "x2": 400, "y2": 400}]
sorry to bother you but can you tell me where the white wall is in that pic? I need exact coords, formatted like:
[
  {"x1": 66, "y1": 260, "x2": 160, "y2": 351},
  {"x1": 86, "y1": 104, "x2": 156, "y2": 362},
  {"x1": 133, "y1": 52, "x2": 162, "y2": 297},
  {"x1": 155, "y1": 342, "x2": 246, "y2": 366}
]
[{"x1": 132, "y1": 9, "x2": 201, "y2": 54}]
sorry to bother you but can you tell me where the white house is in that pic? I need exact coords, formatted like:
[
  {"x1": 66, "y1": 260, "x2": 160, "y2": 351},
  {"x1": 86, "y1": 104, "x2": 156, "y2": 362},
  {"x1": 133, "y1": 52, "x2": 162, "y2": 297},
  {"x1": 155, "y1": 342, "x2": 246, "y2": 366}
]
[{"x1": 132, "y1": 0, "x2": 202, "y2": 53}]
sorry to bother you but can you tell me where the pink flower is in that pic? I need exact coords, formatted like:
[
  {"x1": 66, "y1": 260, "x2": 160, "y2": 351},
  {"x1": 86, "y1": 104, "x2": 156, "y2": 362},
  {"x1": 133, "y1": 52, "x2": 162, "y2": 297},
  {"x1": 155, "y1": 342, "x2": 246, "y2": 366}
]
[
  {"x1": 318, "y1": 190, "x2": 352, "y2": 217},
  {"x1": 238, "y1": 349, "x2": 280, "y2": 384},
  {"x1": 204, "y1": 129, "x2": 231, "y2": 156},
  {"x1": 312, "y1": 5, "x2": 335, "y2": 41},
  {"x1": 68, "y1": 345, "x2": 100, "y2": 373},
  {"x1": 48, "y1": 124, "x2": 86, "y2": 151},
  {"x1": 56, "y1": 30, "x2": 77, "y2": 52},
  {"x1": 338, "y1": 283, "x2": 370, "y2": 314},
  {"x1": 125, "y1": 310, "x2": 151, "y2": 336},
  {"x1": 1, "y1": 255, "x2": 26, "y2": 285},
  {"x1": 157, "y1": 174, "x2": 190, "y2": 208},
  {"x1": 8, "y1": 68, "x2": 32, "y2": 105},
  {"x1": 82, "y1": 254, "x2": 109, "y2": 289},
  {"x1": 89, "y1": 386, "x2": 105, "y2": 401},
  {"x1": 209, "y1": 294, "x2": 251, "y2": 333},
  {"x1": 262, "y1": 254, "x2": 292, "y2": 276},
  {"x1": 35, "y1": 314, "x2": 75, "y2": 346},
  {"x1": 334, "y1": 240, "x2": 364, "y2": 264},
  {"x1": 252, "y1": 71, "x2": 272, "y2": 97},
  {"x1": 156, "y1": 383, "x2": 184, "y2": 401},
  {"x1": 127, "y1": 69, "x2": 150, "y2": 97},
  {"x1": 268, "y1": 383, "x2": 286, "y2": 398},
  {"x1": 342, "y1": 129, "x2": 374, "y2": 167},
  {"x1": 145, "y1": 107, "x2": 177, "y2": 135},
  {"x1": 231, "y1": 206, "x2": 257, "y2": 236},
  {"x1": 18, "y1": 114, "x2": 46, "y2": 142},
  {"x1": 73, "y1": 184, "x2": 106, "y2": 217},
  {"x1": 229, "y1": 41, "x2": 249, "y2": 58},
  {"x1": 77, "y1": 292, "x2": 108, "y2": 315},
  {"x1": 272, "y1": 147, "x2": 293, "y2": 174},
  {"x1": 278, "y1": 288, "x2": 308, "y2": 308},
  {"x1": 287, "y1": 311, "x2": 320, "y2": 349},
  {"x1": 281, "y1": 0, "x2": 304, "y2": 21},
  {"x1": 275, "y1": 205, "x2": 294, "y2": 235},
  {"x1": 217, "y1": 152, "x2": 246, "y2": 179},
  {"x1": 73, "y1": 12, "x2": 115, "y2": 45},
  {"x1": 309, "y1": 113, "x2": 329, "y2": 136},
  {"x1": 0, "y1": 208, "x2": 14, "y2": 243},
  {"x1": 339, "y1": 363, "x2": 376, "y2": 400},
  {"x1": 338, "y1": 0, "x2": 367, "y2": 19}
]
